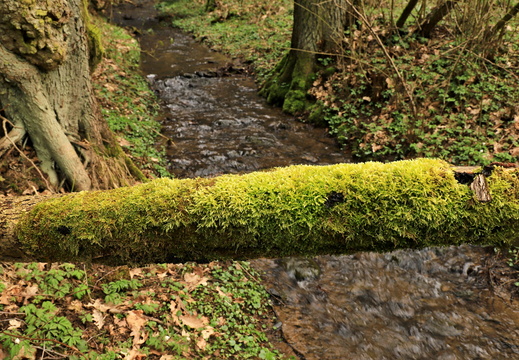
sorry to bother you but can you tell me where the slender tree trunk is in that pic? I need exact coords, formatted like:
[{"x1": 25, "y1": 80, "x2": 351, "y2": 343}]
[
  {"x1": 396, "y1": 0, "x2": 419, "y2": 28},
  {"x1": 0, "y1": 0, "x2": 141, "y2": 191},
  {"x1": 417, "y1": 0, "x2": 458, "y2": 38},
  {"x1": 482, "y1": 2, "x2": 519, "y2": 47},
  {"x1": 205, "y1": 0, "x2": 217, "y2": 12}
]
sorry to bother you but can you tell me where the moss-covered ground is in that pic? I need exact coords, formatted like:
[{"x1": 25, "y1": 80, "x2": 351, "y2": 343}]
[{"x1": 157, "y1": 0, "x2": 519, "y2": 166}]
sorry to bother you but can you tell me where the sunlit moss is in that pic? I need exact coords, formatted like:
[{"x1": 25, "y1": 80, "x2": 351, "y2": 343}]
[{"x1": 16, "y1": 159, "x2": 519, "y2": 264}]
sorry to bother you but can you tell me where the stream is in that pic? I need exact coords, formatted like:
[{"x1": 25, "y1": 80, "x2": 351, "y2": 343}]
[
  {"x1": 109, "y1": 0, "x2": 346, "y2": 178},
  {"x1": 109, "y1": 2, "x2": 519, "y2": 358}
]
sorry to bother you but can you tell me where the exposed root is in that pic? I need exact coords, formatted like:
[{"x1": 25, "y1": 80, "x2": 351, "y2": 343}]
[
  {"x1": 0, "y1": 119, "x2": 26, "y2": 158},
  {"x1": 1, "y1": 115, "x2": 54, "y2": 193}
]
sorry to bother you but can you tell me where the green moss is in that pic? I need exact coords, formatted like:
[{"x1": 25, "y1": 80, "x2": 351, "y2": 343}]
[
  {"x1": 0, "y1": 0, "x2": 70, "y2": 70},
  {"x1": 307, "y1": 103, "x2": 326, "y2": 126},
  {"x1": 82, "y1": 0, "x2": 105, "y2": 70},
  {"x1": 282, "y1": 90, "x2": 306, "y2": 113},
  {"x1": 260, "y1": 50, "x2": 316, "y2": 114},
  {"x1": 16, "y1": 159, "x2": 519, "y2": 264},
  {"x1": 86, "y1": 23, "x2": 104, "y2": 70}
]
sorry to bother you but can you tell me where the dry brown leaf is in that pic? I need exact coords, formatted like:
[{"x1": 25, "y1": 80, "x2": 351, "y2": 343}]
[
  {"x1": 85, "y1": 298, "x2": 124, "y2": 313},
  {"x1": 215, "y1": 286, "x2": 229, "y2": 299},
  {"x1": 183, "y1": 272, "x2": 208, "y2": 290},
  {"x1": 114, "y1": 315, "x2": 128, "y2": 331},
  {"x1": 129, "y1": 268, "x2": 143, "y2": 279},
  {"x1": 125, "y1": 348, "x2": 147, "y2": 360},
  {"x1": 67, "y1": 299, "x2": 84, "y2": 313},
  {"x1": 201, "y1": 326, "x2": 215, "y2": 339},
  {"x1": 159, "y1": 355, "x2": 175, "y2": 360},
  {"x1": 510, "y1": 147, "x2": 519, "y2": 157},
  {"x1": 21, "y1": 285, "x2": 39, "y2": 299},
  {"x1": 104, "y1": 83, "x2": 118, "y2": 92},
  {"x1": 8, "y1": 319, "x2": 22, "y2": 330},
  {"x1": 180, "y1": 314, "x2": 209, "y2": 329},
  {"x1": 196, "y1": 337, "x2": 207, "y2": 350},
  {"x1": 117, "y1": 136, "x2": 132, "y2": 147},
  {"x1": 127, "y1": 310, "x2": 148, "y2": 346},
  {"x1": 169, "y1": 301, "x2": 181, "y2": 326},
  {"x1": 93, "y1": 309, "x2": 106, "y2": 330}
]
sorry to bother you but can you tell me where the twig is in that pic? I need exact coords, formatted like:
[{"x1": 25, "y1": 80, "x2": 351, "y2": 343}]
[
  {"x1": 150, "y1": 127, "x2": 175, "y2": 145},
  {"x1": 343, "y1": 0, "x2": 418, "y2": 117},
  {"x1": 0, "y1": 115, "x2": 54, "y2": 193},
  {"x1": 0, "y1": 330, "x2": 81, "y2": 354}
]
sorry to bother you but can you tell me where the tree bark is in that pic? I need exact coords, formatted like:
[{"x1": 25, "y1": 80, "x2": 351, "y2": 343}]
[
  {"x1": 2, "y1": 159, "x2": 518, "y2": 265},
  {"x1": 0, "y1": 0, "x2": 141, "y2": 191},
  {"x1": 482, "y1": 2, "x2": 519, "y2": 52},
  {"x1": 259, "y1": 0, "x2": 353, "y2": 114}
]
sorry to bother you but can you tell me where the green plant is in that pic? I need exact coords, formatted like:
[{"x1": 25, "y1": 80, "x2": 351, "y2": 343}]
[
  {"x1": 187, "y1": 262, "x2": 283, "y2": 358},
  {"x1": 102, "y1": 279, "x2": 142, "y2": 304},
  {"x1": 507, "y1": 247, "x2": 519, "y2": 267},
  {"x1": 92, "y1": 16, "x2": 171, "y2": 178},
  {"x1": 14, "y1": 263, "x2": 90, "y2": 299}
]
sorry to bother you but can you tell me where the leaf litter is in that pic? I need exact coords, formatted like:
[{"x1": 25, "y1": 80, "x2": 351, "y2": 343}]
[{"x1": 0, "y1": 261, "x2": 291, "y2": 359}]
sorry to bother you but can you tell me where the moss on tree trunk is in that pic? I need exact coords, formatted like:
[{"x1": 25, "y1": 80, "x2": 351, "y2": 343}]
[
  {"x1": 260, "y1": 0, "x2": 352, "y2": 116},
  {"x1": 8, "y1": 159, "x2": 519, "y2": 265},
  {"x1": 0, "y1": 0, "x2": 142, "y2": 191}
]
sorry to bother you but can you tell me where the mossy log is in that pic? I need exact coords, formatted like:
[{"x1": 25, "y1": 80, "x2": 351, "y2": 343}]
[{"x1": 3, "y1": 159, "x2": 519, "y2": 264}]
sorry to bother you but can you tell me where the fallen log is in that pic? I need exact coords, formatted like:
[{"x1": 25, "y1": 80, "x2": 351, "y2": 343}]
[{"x1": 3, "y1": 158, "x2": 519, "y2": 264}]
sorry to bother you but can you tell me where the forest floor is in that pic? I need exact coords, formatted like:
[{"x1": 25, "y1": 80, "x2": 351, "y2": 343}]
[
  {"x1": 1, "y1": 2, "x2": 519, "y2": 359},
  {"x1": 0, "y1": 261, "x2": 295, "y2": 359}
]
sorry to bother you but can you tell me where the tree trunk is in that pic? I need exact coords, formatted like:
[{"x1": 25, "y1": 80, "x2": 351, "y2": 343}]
[
  {"x1": 396, "y1": 0, "x2": 419, "y2": 28},
  {"x1": 481, "y1": 2, "x2": 519, "y2": 54},
  {"x1": 2, "y1": 159, "x2": 518, "y2": 265},
  {"x1": 417, "y1": 0, "x2": 458, "y2": 38},
  {"x1": 0, "y1": 0, "x2": 141, "y2": 191},
  {"x1": 205, "y1": 0, "x2": 217, "y2": 12},
  {"x1": 259, "y1": 0, "x2": 353, "y2": 115}
]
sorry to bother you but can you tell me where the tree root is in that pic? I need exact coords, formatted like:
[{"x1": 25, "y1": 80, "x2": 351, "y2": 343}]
[
  {"x1": 0, "y1": 115, "x2": 54, "y2": 192},
  {"x1": 0, "y1": 118, "x2": 26, "y2": 158}
]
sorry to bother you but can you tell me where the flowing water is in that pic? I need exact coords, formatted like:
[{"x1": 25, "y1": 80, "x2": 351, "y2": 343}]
[
  {"x1": 251, "y1": 247, "x2": 519, "y2": 359},
  {"x1": 109, "y1": 0, "x2": 347, "y2": 178},
  {"x1": 109, "y1": 2, "x2": 519, "y2": 358}
]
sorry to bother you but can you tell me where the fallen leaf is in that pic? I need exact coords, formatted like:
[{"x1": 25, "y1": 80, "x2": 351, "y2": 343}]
[
  {"x1": 129, "y1": 268, "x2": 143, "y2": 279},
  {"x1": 180, "y1": 314, "x2": 209, "y2": 329},
  {"x1": 117, "y1": 136, "x2": 132, "y2": 147},
  {"x1": 22, "y1": 285, "x2": 39, "y2": 298},
  {"x1": 201, "y1": 326, "x2": 215, "y2": 339},
  {"x1": 159, "y1": 355, "x2": 175, "y2": 360},
  {"x1": 196, "y1": 337, "x2": 207, "y2": 350},
  {"x1": 125, "y1": 348, "x2": 147, "y2": 360},
  {"x1": 67, "y1": 300, "x2": 83, "y2": 312},
  {"x1": 127, "y1": 310, "x2": 148, "y2": 346},
  {"x1": 86, "y1": 299, "x2": 124, "y2": 313},
  {"x1": 8, "y1": 319, "x2": 22, "y2": 330},
  {"x1": 183, "y1": 272, "x2": 208, "y2": 290},
  {"x1": 92, "y1": 309, "x2": 106, "y2": 329}
]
